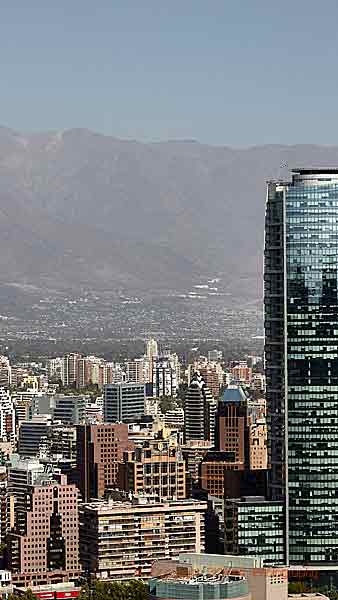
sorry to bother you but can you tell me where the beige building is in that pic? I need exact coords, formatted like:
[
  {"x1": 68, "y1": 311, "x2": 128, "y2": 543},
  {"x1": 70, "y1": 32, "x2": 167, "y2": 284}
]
[
  {"x1": 249, "y1": 421, "x2": 268, "y2": 470},
  {"x1": 118, "y1": 437, "x2": 186, "y2": 500},
  {"x1": 125, "y1": 358, "x2": 150, "y2": 384},
  {"x1": 288, "y1": 596, "x2": 329, "y2": 600},
  {"x1": 80, "y1": 497, "x2": 206, "y2": 580}
]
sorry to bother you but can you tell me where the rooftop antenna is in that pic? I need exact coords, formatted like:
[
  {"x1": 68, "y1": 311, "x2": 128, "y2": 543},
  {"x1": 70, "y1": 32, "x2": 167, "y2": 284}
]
[{"x1": 277, "y1": 160, "x2": 289, "y2": 181}]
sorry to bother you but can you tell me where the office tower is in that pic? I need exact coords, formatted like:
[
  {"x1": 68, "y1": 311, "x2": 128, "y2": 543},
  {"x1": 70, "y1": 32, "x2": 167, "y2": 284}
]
[
  {"x1": 163, "y1": 406, "x2": 184, "y2": 429},
  {"x1": 53, "y1": 394, "x2": 86, "y2": 425},
  {"x1": 18, "y1": 416, "x2": 52, "y2": 457},
  {"x1": 224, "y1": 497, "x2": 285, "y2": 566},
  {"x1": 152, "y1": 357, "x2": 178, "y2": 398},
  {"x1": 264, "y1": 169, "x2": 338, "y2": 565},
  {"x1": 31, "y1": 393, "x2": 54, "y2": 417},
  {"x1": 184, "y1": 372, "x2": 217, "y2": 444},
  {"x1": 103, "y1": 382, "x2": 145, "y2": 422},
  {"x1": 216, "y1": 386, "x2": 247, "y2": 454},
  {"x1": 216, "y1": 386, "x2": 267, "y2": 470},
  {"x1": 199, "y1": 386, "x2": 267, "y2": 497},
  {"x1": 79, "y1": 497, "x2": 206, "y2": 580},
  {"x1": 199, "y1": 451, "x2": 244, "y2": 497},
  {"x1": 76, "y1": 423, "x2": 129, "y2": 501},
  {"x1": 47, "y1": 423, "x2": 77, "y2": 461},
  {"x1": 118, "y1": 437, "x2": 186, "y2": 501},
  {"x1": 8, "y1": 475, "x2": 80, "y2": 586},
  {"x1": 8, "y1": 456, "x2": 46, "y2": 506}
]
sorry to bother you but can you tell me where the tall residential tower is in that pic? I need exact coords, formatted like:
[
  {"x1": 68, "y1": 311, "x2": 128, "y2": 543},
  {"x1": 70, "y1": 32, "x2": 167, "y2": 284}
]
[{"x1": 265, "y1": 169, "x2": 338, "y2": 565}]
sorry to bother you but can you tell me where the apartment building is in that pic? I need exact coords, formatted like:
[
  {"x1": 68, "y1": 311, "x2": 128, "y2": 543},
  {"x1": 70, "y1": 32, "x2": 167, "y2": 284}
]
[{"x1": 79, "y1": 496, "x2": 206, "y2": 580}]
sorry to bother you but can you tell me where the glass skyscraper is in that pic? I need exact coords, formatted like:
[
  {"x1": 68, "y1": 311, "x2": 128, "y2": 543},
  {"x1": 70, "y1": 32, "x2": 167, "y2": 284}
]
[{"x1": 265, "y1": 169, "x2": 338, "y2": 565}]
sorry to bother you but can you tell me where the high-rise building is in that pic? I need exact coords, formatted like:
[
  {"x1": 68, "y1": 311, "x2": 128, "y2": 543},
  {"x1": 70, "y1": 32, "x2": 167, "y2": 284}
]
[
  {"x1": 8, "y1": 456, "x2": 46, "y2": 510},
  {"x1": 61, "y1": 353, "x2": 82, "y2": 387},
  {"x1": 103, "y1": 383, "x2": 145, "y2": 422},
  {"x1": 146, "y1": 338, "x2": 159, "y2": 363},
  {"x1": 224, "y1": 497, "x2": 285, "y2": 565},
  {"x1": 8, "y1": 475, "x2": 80, "y2": 586},
  {"x1": 53, "y1": 394, "x2": 86, "y2": 425},
  {"x1": 46, "y1": 423, "x2": 77, "y2": 462},
  {"x1": 152, "y1": 357, "x2": 178, "y2": 398},
  {"x1": 125, "y1": 358, "x2": 150, "y2": 384},
  {"x1": 0, "y1": 356, "x2": 11, "y2": 387},
  {"x1": 18, "y1": 416, "x2": 52, "y2": 457},
  {"x1": 79, "y1": 496, "x2": 206, "y2": 580},
  {"x1": 199, "y1": 386, "x2": 267, "y2": 497},
  {"x1": 146, "y1": 338, "x2": 158, "y2": 384},
  {"x1": 264, "y1": 169, "x2": 338, "y2": 565},
  {"x1": 118, "y1": 437, "x2": 186, "y2": 501},
  {"x1": 0, "y1": 387, "x2": 15, "y2": 443},
  {"x1": 76, "y1": 423, "x2": 129, "y2": 501},
  {"x1": 184, "y1": 373, "x2": 216, "y2": 445}
]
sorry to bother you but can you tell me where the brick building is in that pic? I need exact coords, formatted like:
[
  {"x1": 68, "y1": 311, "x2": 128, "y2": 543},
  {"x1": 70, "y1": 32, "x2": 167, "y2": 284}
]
[
  {"x1": 76, "y1": 423, "x2": 130, "y2": 501},
  {"x1": 8, "y1": 475, "x2": 80, "y2": 587}
]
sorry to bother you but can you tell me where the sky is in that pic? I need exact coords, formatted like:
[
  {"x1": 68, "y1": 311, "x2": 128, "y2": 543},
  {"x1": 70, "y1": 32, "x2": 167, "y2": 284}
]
[{"x1": 2, "y1": 0, "x2": 338, "y2": 146}]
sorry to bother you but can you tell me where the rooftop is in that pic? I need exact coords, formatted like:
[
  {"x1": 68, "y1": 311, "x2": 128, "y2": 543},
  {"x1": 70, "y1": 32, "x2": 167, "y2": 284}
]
[
  {"x1": 222, "y1": 386, "x2": 247, "y2": 403},
  {"x1": 151, "y1": 573, "x2": 246, "y2": 585},
  {"x1": 292, "y1": 168, "x2": 338, "y2": 174}
]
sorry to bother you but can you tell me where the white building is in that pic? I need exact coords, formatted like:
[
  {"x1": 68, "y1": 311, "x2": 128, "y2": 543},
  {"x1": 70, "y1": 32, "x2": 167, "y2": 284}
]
[
  {"x1": 152, "y1": 355, "x2": 180, "y2": 398},
  {"x1": 0, "y1": 387, "x2": 15, "y2": 443}
]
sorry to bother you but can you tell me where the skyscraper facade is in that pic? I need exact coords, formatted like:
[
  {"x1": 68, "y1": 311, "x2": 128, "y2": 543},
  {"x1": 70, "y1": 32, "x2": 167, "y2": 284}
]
[
  {"x1": 265, "y1": 169, "x2": 338, "y2": 565},
  {"x1": 103, "y1": 382, "x2": 145, "y2": 422},
  {"x1": 184, "y1": 372, "x2": 216, "y2": 445},
  {"x1": 76, "y1": 423, "x2": 129, "y2": 501}
]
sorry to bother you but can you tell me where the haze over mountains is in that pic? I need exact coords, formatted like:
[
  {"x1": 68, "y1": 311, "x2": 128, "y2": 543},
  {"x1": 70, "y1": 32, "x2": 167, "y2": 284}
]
[{"x1": 1, "y1": 126, "x2": 338, "y2": 301}]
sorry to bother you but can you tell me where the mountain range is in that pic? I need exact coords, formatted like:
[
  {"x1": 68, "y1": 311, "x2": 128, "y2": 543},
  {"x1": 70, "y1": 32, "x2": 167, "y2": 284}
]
[{"x1": 1, "y1": 126, "x2": 338, "y2": 300}]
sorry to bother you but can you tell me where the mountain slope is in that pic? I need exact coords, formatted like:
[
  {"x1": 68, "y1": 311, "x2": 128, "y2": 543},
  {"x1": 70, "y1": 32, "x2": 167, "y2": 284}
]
[{"x1": 1, "y1": 127, "x2": 338, "y2": 298}]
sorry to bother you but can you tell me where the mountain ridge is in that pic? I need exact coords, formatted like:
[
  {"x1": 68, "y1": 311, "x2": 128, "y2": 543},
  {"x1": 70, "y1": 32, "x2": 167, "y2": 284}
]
[{"x1": 1, "y1": 126, "x2": 338, "y2": 299}]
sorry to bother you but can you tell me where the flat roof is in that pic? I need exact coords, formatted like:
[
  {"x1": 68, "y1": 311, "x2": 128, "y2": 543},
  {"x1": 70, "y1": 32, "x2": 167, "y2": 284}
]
[{"x1": 292, "y1": 168, "x2": 338, "y2": 174}]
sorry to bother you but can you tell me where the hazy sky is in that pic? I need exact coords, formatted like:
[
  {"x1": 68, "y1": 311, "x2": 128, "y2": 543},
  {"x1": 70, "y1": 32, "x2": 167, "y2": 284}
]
[{"x1": 2, "y1": 0, "x2": 338, "y2": 145}]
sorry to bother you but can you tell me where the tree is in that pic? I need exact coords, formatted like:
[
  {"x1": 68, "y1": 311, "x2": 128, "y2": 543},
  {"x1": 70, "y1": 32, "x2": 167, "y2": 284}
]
[
  {"x1": 79, "y1": 580, "x2": 148, "y2": 600},
  {"x1": 9, "y1": 590, "x2": 38, "y2": 600},
  {"x1": 159, "y1": 395, "x2": 175, "y2": 414}
]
